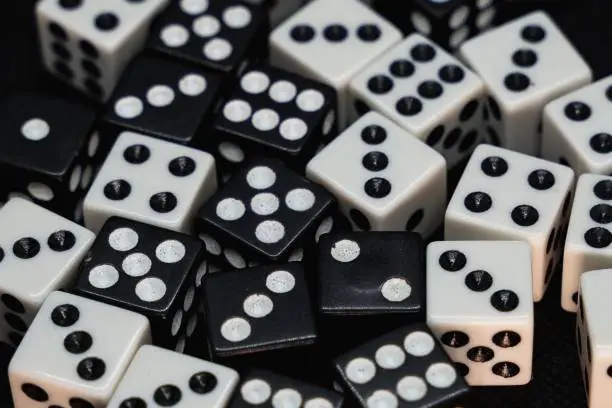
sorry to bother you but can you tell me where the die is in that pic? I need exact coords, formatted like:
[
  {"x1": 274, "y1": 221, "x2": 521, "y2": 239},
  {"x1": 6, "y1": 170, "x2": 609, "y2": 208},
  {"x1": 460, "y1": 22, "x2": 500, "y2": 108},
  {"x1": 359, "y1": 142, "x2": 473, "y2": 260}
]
[
  {"x1": 0, "y1": 197, "x2": 94, "y2": 349},
  {"x1": 316, "y1": 232, "x2": 425, "y2": 354},
  {"x1": 427, "y1": 241, "x2": 534, "y2": 385},
  {"x1": 541, "y1": 75, "x2": 612, "y2": 175},
  {"x1": 229, "y1": 369, "x2": 343, "y2": 408},
  {"x1": 73, "y1": 216, "x2": 205, "y2": 350},
  {"x1": 8, "y1": 291, "x2": 151, "y2": 408},
  {"x1": 373, "y1": 0, "x2": 500, "y2": 50},
  {"x1": 83, "y1": 131, "x2": 218, "y2": 233},
  {"x1": 445, "y1": 144, "x2": 574, "y2": 301},
  {"x1": 0, "y1": 91, "x2": 99, "y2": 220},
  {"x1": 577, "y1": 268, "x2": 612, "y2": 408},
  {"x1": 561, "y1": 174, "x2": 612, "y2": 312},
  {"x1": 269, "y1": 0, "x2": 402, "y2": 129},
  {"x1": 306, "y1": 111, "x2": 447, "y2": 236},
  {"x1": 213, "y1": 61, "x2": 338, "y2": 178},
  {"x1": 459, "y1": 10, "x2": 592, "y2": 155},
  {"x1": 196, "y1": 157, "x2": 336, "y2": 267},
  {"x1": 348, "y1": 33, "x2": 486, "y2": 167},
  {"x1": 102, "y1": 54, "x2": 224, "y2": 151},
  {"x1": 202, "y1": 263, "x2": 318, "y2": 380},
  {"x1": 36, "y1": 0, "x2": 169, "y2": 101},
  {"x1": 106, "y1": 345, "x2": 239, "y2": 408},
  {"x1": 147, "y1": 0, "x2": 269, "y2": 75},
  {"x1": 334, "y1": 323, "x2": 469, "y2": 408}
]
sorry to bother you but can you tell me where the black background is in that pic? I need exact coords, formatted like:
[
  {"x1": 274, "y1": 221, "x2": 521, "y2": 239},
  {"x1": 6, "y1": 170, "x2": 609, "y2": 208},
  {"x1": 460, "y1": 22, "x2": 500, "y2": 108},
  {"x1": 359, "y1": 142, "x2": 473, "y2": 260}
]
[{"x1": 1, "y1": 1, "x2": 611, "y2": 407}]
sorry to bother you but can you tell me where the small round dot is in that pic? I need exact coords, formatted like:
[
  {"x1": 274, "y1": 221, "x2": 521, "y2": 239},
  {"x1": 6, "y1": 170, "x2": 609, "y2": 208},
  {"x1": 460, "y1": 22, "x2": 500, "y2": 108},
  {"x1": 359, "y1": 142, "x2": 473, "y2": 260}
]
[
  {"x1": 266, "y1": 270, "x2": 295, "y2": 293},
  {"x1": 108, "y1": 228, "x2": 139, "y2": 251},
  {"x1": 521, "y1": 24, "x2": 546, "y2": 42},
  {"x1": 323, "y1": 24, "x2": 348, "y2": 42},
  {"x1": 381, "y1": 278, "x2": 412, "y2": 302},
  {"x1": 121, "y1": 253, "x2": 152, "y2": 277},
  {"x1": 345, "y1": 358, "x2": 376, "y2": 384},
  {"x1": 272, "y1": 389, "x2": 302, "y2": 408},
  {"x1": 330, "y1": 239, "x2": 360, "y2": 263},
  {"x1": 180, "y1": 0, "x2": 209, "y2": 15},
  {"x1": 114, "y1": 96, "x2": 144, "y2": 119},
  {"x1": 269, "y1": 80, "x2": 297, "y2": 103},
  {"x1": 255, "y1": 220, "x2": 285, "y2": 244},
  {"x1": 220, "y1": 317, "x2": 251, "y2": 342},
  {"x1": 88, "y1": 264, "x2": 120, "y2": 289},
  {"x1": 216, "y1": 198, "x2": 246, "y2": 221},
  {"x1": 218, "y1": 142, "x2": 245, "y2": 163},
  {"x1": 375, "y1": 344, "x2": 406, "y2": 369},
  {"x1": 160, "y1": 24, "x2": 190, "y2": 47},
  {"x1": 241, "y1": 71, "x2": 270, "y2": 94},
  {"x1": 156, "y1": 240, "x2": 186, "y2": 263},
  {"x1": 504, "y1": 72, "x2": 530, "y2": 92},
  {"x1": 243, "y1": 294, "x2": 273, "y2": 318},
  {"x1": 564, "y1": 101, "x2": 592, "y2": 121},
  {"x1": 411, "y1": 43, "x2": 436, "y2": 62},
  {"x1": 290, "y1": 25, "x2": 315, "y2": 42},
  {"x1": 250, "y1": 193, "x2": 280, "y2": 215},
  {"x1": 193, "y1": 15, "x2": 221, "y2": 38},
  {"x1": 366, "y1": 390, "x2": 397, "y2": 408},
  {"x1": 179, "y1": 74, "x2": 207, "y2": 96},
  {"x1": 246, "y1": 166, "x2": 276, "y2": 189},
  {"x1": 425, "y1": 363, "x2": 457, "y2": 388},
  {"x1": 135, "y1": 277, "x2": 167, "y2": 302},
  {"x1": 252, "y1": 109, "x2": 280, "y2": 131},
  {"x1": 223, "y1": 5, "x2": 252, "y2": 29},
  {"x1": 357, "y1": 24, "x2": 381, "y2": 42},
  {"x1": 285, "y1": 188, "x2": 315, "y2": 212},
  {"x1": 280, "y1": 118, "x2": 308, "y2": 141},
  {"x1": 21, "y1": 118, "x2": 50, "y2": 141},
  {"x1": 146, "y1": 85, "x2": 175, "y2": 107},
  {"x1": 296, "y1": 90, "x2": 325, "y2": 112},
  {"x1": 404, "y1": 331, "x2": 434, "y2": 356},
  {"x1": 241, "y1": 379, "x2": 272, "y2": 405},
  {"x1": 396, "y1": 376, "x2": 426, "y2": 402},
  {"x1": 203, "y1": 38, "x2": 233, "y2": 61}
]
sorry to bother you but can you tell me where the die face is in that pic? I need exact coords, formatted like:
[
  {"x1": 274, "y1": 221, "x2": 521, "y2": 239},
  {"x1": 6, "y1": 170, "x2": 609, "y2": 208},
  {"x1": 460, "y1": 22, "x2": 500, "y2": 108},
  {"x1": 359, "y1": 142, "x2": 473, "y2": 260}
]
[
  {"x1": 318, "y1": 231, "x2": 424, "y2": 314},
  {"x1": 230, "y1": 369, "x2": 343, "y2": 408},
  {"x1": 107, "y1": 345, "x2": 239, "y2": 408},
  {"x1": 0, "y1": 198, "x2": 95, "y2": 347},
  {"x1": 197, "y1": 157, "x2": 335, "y2": 260},
  {"x1": 306, "y1": 111, "x2": 447, "y2": 234},
  {"x1": 334, "y1": 324, "x2": 469, "y2": 408},
  {"x1": 0, "y1": 92, "x2": 96, "y2": 176},
  {"x1": 215, "y1": 62, "x2": 338, "y2": 158},
  {"x1": 105, "y1": 55, "x2": 224, "y2": 146},
  {"x1": 83, "y1": 131, "x2": 218, "y2": 233},
  {"x1": 148, "y1": 0, "x2": 267, "y2": 73},
  {"x1": 542, "y1": 76, "x2": 612, "y2": 174},
  {"x1": 203, "y1": 263, "x2": 316, "y2": 356},
  {"x1": 9, "y1": 291, "x2": 151, "y2": 407},
  {"x1": 426, "y1": 241, "x2": 534, "y2": 385},
  {"x1": 562, "y1": 175, "x2": 612, "y2": 311},
  {"x1": 74, "y1": 216, "x2": 204, "y2": 316},
  {"x1": 460, "y1": 11, "x2": 591, "y2": 111},
  {"x1": 459, "y1": 11, "x2": 591, "y2": 153},
  {"x1": 349, "y1": 33, "x2": 485, "y2": 166}
]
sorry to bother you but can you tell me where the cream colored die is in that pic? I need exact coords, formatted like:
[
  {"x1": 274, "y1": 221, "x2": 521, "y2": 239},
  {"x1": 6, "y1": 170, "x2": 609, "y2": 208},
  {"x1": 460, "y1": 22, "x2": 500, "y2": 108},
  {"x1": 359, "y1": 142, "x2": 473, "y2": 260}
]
[
  {"x1": 426, "y1": 241, "x2": 534, "y2": 386},
  {"x1": 445, "y1": 144, "x2": 575, "y2": 301},
  {"x1": 306, "y1": 111, "x2": 446, "y2": 237},
  {"x1": 578, "y1": 269, "x2": 612, "y2": 408}
]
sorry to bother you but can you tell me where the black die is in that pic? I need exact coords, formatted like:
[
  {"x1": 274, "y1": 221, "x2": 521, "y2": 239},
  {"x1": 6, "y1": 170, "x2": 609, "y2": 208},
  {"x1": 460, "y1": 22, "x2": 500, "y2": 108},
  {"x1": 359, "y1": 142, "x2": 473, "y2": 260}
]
[
  {"x1": 0, "y1": 92, "x2": 98, "y2": 220},
  {"x1": 102, "y1": 55, "x2": 224, "y2": 151},
  {"x1": 196, "y1": 157, "x2": 336, "y2": 267},
  {"x1": 147, "y1": 0, "x2": 269, "y2": 75},
  {"x1": 229, "y1": 369, "x2": 343, "y2": 408},
  {"x1": 202, "y1": 263, "x2": 318, "y2": 378},
  {"x1": 73, "y1": 217, "x2": 205, "y2": 350},
  {"x1": 214, "y1": 62, "x2": 338, "y2": 177},
  {"x1": 334, "y1": 324, "x2": 470, "y2": 408}
]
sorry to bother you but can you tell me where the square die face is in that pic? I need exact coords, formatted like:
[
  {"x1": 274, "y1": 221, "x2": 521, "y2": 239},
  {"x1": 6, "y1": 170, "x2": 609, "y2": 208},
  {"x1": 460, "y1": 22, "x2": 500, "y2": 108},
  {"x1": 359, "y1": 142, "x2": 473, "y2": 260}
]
[
  {"x1": 203, "y1": 264, "x2": 316, "y2": 355},
  {"x1": 349, "y1": 34, "x2": 485, "y2": 145},
  {"x1": 446, "y1": 144, "x2": 574, "y2": 239},
  {"x1": 107, "y1": 345, "x2": 239, "y2": 408},
  {"x1": 106, "y1": 55, "x2": 223, "y2": 145},
  {"x1": 334, "y1": 324, "x2": 468, "y2": 408},
  {"x1": 426, "y1": 241, "x2": 533, "y2": 384},
  {"x1": 75, "y1": 217, "x2": 204, "y2": 314},
  {"x1": 565, "y1": 175, "x2": 612, "y2": 256},
  {"x1": 215, "y1": 62, "x2": 337, "y2": 154},
  {"x1": 306, "y1": 111, "x2": 446, "y2": 233},
  {"x1": 198, "y1": 157, "x2": 335, "y2": 259},
  {"x1": 270, "y1": 0, "x2": 402, "y2": 86},
  {"x1": 37, "y1": 0, "x2": 169, "y2": 51},
  {"x1": 459, "y1": 11, "x2": 591, "y2": 110},
  {"x1": 543, "y1": 76, "x2": 612, "y2": 172},
  {"x1": 230, "y1": 369, "x2": 343, "y2": 408},
  {"x1": 0, "y1": 198, "x2": 94, "y2": 346},
  {"x1": 9, "y1": 291, "x2": 150, "y2": 407},
  {"x1": 0, "y1": 92, "x2": 96, "y2": 175},
  {"x1": 318, "y1": 232, "x2": 424, "y2": 314},
  {"x1": 148, "y1": 0, "x2": 265, "y2": 72},
  {"x1": 84, "y1": 131, "x2": 217, "y2": 233}
]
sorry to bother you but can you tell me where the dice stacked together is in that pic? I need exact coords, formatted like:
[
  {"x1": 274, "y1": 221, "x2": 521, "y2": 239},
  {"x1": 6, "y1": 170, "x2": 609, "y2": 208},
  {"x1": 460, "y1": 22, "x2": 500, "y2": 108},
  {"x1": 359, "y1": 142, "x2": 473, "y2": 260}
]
[{"x1": 0, "y1": 0, "x2": 607, "y2": 407}]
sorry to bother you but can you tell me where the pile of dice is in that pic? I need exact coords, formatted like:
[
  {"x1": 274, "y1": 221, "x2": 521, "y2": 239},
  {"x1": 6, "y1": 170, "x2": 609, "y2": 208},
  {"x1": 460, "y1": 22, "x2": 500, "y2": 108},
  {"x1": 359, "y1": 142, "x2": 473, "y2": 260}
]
[{"x1": 0, "y1": 0, "x2": 608, "y2": 407}]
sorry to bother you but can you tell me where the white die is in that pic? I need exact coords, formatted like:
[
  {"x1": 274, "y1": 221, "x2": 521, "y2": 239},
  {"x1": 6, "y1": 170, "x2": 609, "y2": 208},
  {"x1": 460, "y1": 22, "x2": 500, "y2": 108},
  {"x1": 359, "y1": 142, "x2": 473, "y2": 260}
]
[
  {"x1": 83, "y1": 131, "x2": 218, "y2": 233},
  {"x1": 36, "y1": 0, "x2": 169, "y2": 101},
  {"x1": 578, "y1": 269, "x2": 612, "y2": 408},
  {"x1": 9, "y1": 291, "x2": 151, "y2": 408},
  {"x1": 269, "y1": 0, "x2": 402, "y2": 129},
  {"x1": 426, "y1": 241, "x2": 534, "y2": 386},
  {"x1": 348, "y1": 33, "x2": 486, "y2": 168},
  {"x1": 541, "y1": 76, "x2": 612, "y2": 175},
  {"x1": 459, "y1": 11, "x2": 592, "y2": 155},
  {"x1": 0, "y1": 198, "x2": 94, "y2": 347},
  {"x1": 306, "y1": 111, "x2": 446, "y2": 236},
  {"x1": 107, "y1": 345, "x2": 239, "y2": 408},
  {"x1": 445, "y1": 144, "x2": 575, "y2": 301},
  {"x1": 561, "y1": 174, "x2": 612, "y2": 312}
]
